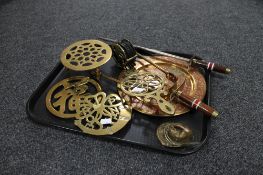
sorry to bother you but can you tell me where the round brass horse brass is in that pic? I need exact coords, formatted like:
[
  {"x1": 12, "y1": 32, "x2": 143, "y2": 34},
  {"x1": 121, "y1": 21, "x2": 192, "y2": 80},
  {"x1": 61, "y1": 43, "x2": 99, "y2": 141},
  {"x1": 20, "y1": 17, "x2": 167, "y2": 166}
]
[
  {"x1": 119, "y1": 72, "x2": 164, "y2": 97},
  {"x1": 157, "y1": 122, "x2": 193, "y2": 147},
  {"x1": 118, "y1": 72, "x2": 175, "y2": 115},
  {"x1": 118, "y1": 55, "x2": 206, "y2": 116},
  {"x1": 74, "y1": 92, "x2": 132, "y2": 135},
  {"x1": 60, "y1": 40, "x2": 112, "y2": 71},
  {"x1": 46, "y1": 76, "x2": 102, "y2": 118}
]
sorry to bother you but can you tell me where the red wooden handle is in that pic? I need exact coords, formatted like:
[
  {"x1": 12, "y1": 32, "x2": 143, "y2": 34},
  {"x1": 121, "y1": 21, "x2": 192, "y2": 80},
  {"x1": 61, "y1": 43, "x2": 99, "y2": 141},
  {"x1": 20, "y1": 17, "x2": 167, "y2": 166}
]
[
  {"x1": 191, "y1": 59, "x2": 231, "y2": 74},
  {"x1": 176, "y1": 91, "x2": 219, "y2": 117}
]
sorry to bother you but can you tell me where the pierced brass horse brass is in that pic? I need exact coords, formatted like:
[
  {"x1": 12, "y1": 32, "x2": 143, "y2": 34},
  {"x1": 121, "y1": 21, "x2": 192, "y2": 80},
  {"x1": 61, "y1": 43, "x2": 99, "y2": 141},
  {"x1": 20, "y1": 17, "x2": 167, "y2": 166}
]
[
  {"x1": 157, "y1": 122, "x2": 193, "y2": 147},
  {"x1": 74, "y1": 92, "x2": 132, "y2": 135},
  {"x1": 46, "y1": 76, "x2": 102, "y2": 118},
  {"x1": 60, "y1": 40, "x2": 112, "y2": 71},
  {"x1": 118, "y1": 72, "x2": 175, "y2": 115}
]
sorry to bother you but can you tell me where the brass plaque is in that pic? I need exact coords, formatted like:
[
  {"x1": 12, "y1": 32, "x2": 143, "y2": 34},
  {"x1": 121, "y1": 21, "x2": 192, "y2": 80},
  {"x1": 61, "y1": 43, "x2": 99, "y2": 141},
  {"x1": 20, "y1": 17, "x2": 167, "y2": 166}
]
[
  {"x1": 74, "y1": 92, "x2": 132, "y2": 135},
  {"x1": 60, "y1": 40, "x2": 112, "y2": 71},
  {"x1": 46, "y1": 76, "x2": 102, "y2": 118}
]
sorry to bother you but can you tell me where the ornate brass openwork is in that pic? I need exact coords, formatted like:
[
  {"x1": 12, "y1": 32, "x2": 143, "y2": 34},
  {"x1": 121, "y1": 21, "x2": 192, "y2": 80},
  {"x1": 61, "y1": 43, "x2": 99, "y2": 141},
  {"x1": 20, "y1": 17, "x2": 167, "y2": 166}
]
[
  {"x1": 46, "y1": 76, "x2": 102, "y2": 118},
  {"x1": 74, "y1": 92, "x2": 132, "y2": 135},
  {"x1": 60, "y1": 40, "x2": 112, "y2": 71},
  {"x1": 156, "y1": 122, "x2": 193, "y2": 147},
  {"x1": 118, "y1": 56, "x2": 206, "y2": 116},
  {"x1": 118, "y1": 72, "x2": 175, "y2": 115}
]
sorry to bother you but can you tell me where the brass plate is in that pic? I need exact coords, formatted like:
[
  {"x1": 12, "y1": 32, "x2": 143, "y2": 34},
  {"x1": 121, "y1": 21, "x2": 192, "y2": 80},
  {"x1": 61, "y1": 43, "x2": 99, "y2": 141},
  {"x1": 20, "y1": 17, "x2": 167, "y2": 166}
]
[
  {"x1": 118, "y1": 72, "x2": 175, "y2": 115},
  {"x1": 74, "y1": 92, "x2": 132, "y2": 135},
  {"x1": 118, "y1": 55, "x2": 206, "y2": 116},
  {"x1": 46, "y1": 76, "x2": 102, "y2": 118},
  {"x1": 60, "y1": 40, "x2": 112, "y2": 71},
  {"x1": 156, "y1": 122, "x2": 193, "y2": 147}
]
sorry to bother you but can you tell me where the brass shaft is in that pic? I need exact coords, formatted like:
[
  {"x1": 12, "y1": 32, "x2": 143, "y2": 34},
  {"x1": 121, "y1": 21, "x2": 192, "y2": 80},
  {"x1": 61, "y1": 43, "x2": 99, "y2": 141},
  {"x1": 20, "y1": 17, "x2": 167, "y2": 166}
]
[
  {"x1": 101, "y1": 73, "x2": 121, "y2": 83},
  {"x1": 137, "y1": 53, "x2": 169, "y2": 75}
]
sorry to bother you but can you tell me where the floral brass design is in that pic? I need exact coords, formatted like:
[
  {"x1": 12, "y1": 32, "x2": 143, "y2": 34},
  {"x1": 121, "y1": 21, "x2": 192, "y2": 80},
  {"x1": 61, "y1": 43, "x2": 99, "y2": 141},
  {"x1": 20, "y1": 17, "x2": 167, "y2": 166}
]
[
  {"x1": 118, "y1": 72, "x2": 175, "y2": 115},
  {"x1": 60, "y1": 40, "x2": 112, "y2": 71},
  {"x1": 74, "y1": 92, "x2": 131, "y2": 135}
]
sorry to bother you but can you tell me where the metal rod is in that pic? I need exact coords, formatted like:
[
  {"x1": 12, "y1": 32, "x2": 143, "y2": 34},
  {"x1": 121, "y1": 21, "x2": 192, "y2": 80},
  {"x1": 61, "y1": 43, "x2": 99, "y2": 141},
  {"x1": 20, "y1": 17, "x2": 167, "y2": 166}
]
[
  {"x1": 101, "y1": 73, "x2": 121, "y2": 83},
  {"x1": 137, "y1": 53, "x2": 169, "y2": 75}
]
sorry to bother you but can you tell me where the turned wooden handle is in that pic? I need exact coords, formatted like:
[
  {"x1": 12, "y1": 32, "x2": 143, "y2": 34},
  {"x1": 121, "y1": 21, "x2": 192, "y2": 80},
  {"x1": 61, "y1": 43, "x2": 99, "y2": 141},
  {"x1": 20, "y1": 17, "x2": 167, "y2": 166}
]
[
  {"x1": 176, "y1": 91, "x2": 219, "y2": 117},
  {"x1": 191, "y1": 58, "x2": 231, "y2": 74}
]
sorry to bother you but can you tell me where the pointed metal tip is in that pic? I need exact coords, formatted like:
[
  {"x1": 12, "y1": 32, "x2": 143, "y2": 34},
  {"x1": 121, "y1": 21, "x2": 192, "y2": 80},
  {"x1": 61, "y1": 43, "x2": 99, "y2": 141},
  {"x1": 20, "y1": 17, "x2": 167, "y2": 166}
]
[
  {"x1": 212, "y1": 111, "x2": 219, "y2": 117},
  {"x1": 226, "y1": 68, "x2": 231, "y2": 74}
]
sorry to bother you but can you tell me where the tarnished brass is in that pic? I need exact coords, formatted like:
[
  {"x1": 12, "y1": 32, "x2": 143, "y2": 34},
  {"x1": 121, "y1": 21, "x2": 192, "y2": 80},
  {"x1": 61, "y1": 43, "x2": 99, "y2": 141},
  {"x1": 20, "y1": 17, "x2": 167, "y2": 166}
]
[
  {"x1": 46, "y1": 76, "x2": 102, "y2": 118},
  {"x1": 60, "y1": 40, "x2": 112, "y2": 71},
  {"x1": 74, "y1": 92, "x2": 132, "y2": 135},
  {"x1": 118, "y1": 55, "x2": 206, "y2": 116},
  {"x1": 137, "y1": 53, "x2": 177, "y2": 82},
  {"x1": 156, "y1": 122, "x2": 193, "y2": 147},
  {"x1": 118, "y1": 72, "x2": 175, "y2": 115}
]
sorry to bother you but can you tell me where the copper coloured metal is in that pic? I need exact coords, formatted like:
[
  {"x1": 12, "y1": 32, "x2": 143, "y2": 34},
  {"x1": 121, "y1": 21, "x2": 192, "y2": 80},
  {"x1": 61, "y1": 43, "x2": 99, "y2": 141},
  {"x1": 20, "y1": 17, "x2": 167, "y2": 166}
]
[{"x1": 118, "y1": 55, "x2": 206, "y2": 116}]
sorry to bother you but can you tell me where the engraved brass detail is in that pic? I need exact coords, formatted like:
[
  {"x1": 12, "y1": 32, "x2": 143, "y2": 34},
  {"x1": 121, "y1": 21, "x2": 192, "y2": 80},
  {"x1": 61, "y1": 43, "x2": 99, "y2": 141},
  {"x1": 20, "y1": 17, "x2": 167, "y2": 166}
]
[
  {"x1": 74, "y1": 92, "x2": 132, "y2": 135},
  {"x1": 60, "y1": 40, "x2": 112, "y2": 71},
  {"x1": 118, "y1": 72, "x2": 175, "y2": 115},
  {"x1": 157, "y1": 122, "x2": 193, "y2": 147},
  {"x1": 46, "y1": 76, "x2": 102, "y2": 118},
  {"x1": 118, "y1": 55, "x2": 206, "y2": 116}
]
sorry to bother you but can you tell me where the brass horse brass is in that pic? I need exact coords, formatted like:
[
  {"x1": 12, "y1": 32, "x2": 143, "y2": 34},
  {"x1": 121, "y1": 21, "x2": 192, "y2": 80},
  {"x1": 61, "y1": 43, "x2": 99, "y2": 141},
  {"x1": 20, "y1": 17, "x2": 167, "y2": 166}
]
[
  {"x1": 74, "y1": 92, "x2": 132, "y2": 135},
  {"x1": 157, "y1": 122, "x2": 193, "y2": 147},
  {"x1": 60, "y1": 40, "x2": 112, "y2": 71},
  {"x1": 118, "y1": 72, "x2": 175, "y2": 115},
  {"x1": 46, "y1": 76, "x2": 102, "y2": 118}
]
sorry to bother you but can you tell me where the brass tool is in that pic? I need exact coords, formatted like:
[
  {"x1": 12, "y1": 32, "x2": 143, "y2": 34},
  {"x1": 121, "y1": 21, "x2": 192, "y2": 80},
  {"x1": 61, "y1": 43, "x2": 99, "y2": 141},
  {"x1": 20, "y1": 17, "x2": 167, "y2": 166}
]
[
  {"x1": 99, "y1": 37, "x2": 231, "y2": 74},
  {"x1": 74, "y1": 92, "x2": 132, "y2": 135},
  {"x1": 170, "y1": 90, "x2": 219, "y2": 117},
  {"x1": 156, "y1": 122, "x2": 196, "y2": 148},
  {"x1": 110, "y1": 39, "x2": 177, "y2": 82},
  {"x1": 118, "y1": 72, "x2": 175, "y2": 115},
  {"x1": 46, "y1": 76, "x2": 102, "y2": 118},
  {"x1": 60, "y1": 39, "x2": 112, "y2": 71}
]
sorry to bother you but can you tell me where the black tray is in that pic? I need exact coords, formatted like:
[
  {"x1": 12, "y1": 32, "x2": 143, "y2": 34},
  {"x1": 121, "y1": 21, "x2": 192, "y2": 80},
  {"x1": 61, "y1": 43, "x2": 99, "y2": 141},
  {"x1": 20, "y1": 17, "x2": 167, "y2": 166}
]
[{"x1": 26, "y1": 50, "x2": 211, "y2": 155}]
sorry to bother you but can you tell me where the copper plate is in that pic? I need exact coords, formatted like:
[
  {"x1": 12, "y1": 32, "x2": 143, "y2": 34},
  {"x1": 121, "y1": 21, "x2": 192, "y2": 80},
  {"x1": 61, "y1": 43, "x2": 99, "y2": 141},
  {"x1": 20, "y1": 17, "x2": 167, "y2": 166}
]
[{"x1": 118, "y1": 55, "x2": 206, "y2": 116}]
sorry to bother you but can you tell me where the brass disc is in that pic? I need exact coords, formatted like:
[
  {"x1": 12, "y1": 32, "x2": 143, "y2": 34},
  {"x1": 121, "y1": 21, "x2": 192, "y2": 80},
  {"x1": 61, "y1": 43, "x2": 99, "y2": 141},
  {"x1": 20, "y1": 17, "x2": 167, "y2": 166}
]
[
  {"x1": 46, "y1": 76, "x2": 102, "y2": 118},
  {"x1": 156, "y1": 122, "x2": 193, "y2": 147},
  {"x1": 60, "y1": 40, "x2": 112, "y2": 71},
  {"x1": 74, "y1": 92, "x2": 132, "y2": 135},
  {"x1": 119, "y1": 72, "x2": 164, "y2": 97},
  {"x1": 118, "y1": 72, "x2": 175, "y2": 115},
  {"x1": 118, "y1": 55, "x2": 206, "y2": 116}
]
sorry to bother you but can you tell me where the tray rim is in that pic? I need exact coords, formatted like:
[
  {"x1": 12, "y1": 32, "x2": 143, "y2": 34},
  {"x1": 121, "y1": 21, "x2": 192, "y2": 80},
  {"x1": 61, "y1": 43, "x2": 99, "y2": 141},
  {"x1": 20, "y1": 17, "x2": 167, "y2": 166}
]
[{"x1": 26, "y1": 51, "x2": 211, "y2": 155}]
